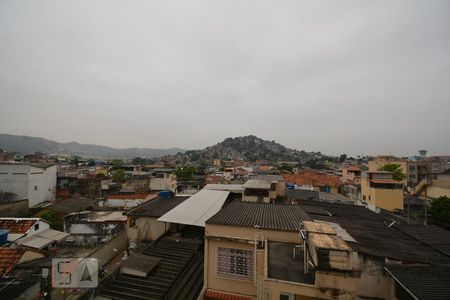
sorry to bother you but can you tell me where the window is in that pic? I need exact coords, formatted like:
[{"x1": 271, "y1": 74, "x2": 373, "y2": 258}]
[
  {"x1": 280, "y1": 293, "x2": 294, "y2": 300},
  {"x1": 34, "y1": 223, "x2": 39, "y2": 231},
  {"x1": 363, "y1": 195, "x2": 366, "y2": 201},
  {"x1": 34, "y1": 185, "x2": 38, "y2": 190},
  {"x1": 217, "y1": 247, "x2": 254, "y2": 279},
  {"x1": 129, "y1": 218, "x2": 137, "y2": 228}
]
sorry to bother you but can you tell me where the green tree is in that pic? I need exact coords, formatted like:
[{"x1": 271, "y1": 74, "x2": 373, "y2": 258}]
[
  {"x1": 339, "y1": 154, "x2": 347, "y2": 163},
  {"x1": 70, "y1": 156, "x2": 80, "y2": 165},
  {"x1": 111, "y1": 159, "x2": 124, "y2": 170},
  {"x1": 112, "y1": 169, "x2": 124, "y2": 182},
  {"x1": 87, "y1": 159, "x2": 96, "y2": 167},
  {"x1": 430, "y1": 196, "x2": 450, "y2": 229},
  {"x1": 175, "y1": 165, "x2": 196, "y2": 180},
  {"x1": 278, "y1": 163, "x2": 293, "y2": 172},
  {"x1": 40, "y1": 211, "x2": 63, "y2": 230},
  {"x1": 378, "y1": 164, "x2": 406, "y2": 181}
]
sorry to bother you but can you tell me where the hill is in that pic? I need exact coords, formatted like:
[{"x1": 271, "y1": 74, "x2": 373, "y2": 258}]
[
  {"x1": 0, "y1": 134, "x2": 184, "y2": 158},
  {"x1": 170, "y1": 135, "x2": 325, "y2": 165}
]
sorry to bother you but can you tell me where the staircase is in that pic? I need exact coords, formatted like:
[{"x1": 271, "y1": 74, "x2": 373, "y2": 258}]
[{"x1": 96, "y1": 235, "x2": 203, "y2": 300}]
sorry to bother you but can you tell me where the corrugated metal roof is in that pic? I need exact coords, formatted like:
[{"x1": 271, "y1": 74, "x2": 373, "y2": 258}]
[
  {"x1": 206, "y1": 201, "x2": 311, "y2": 231},
  {"x1": 16, "y1": 228, "x2": 69, "y2": 249},
  {"x1": 158, "y1": 190, "x2": 230, "y2": 227},
  {"x1": 15, "y1": 235, "x2": 53, "y2": 249},
  {"x1": 35, "y1": 228, "x2": 69, "y2": 241}
]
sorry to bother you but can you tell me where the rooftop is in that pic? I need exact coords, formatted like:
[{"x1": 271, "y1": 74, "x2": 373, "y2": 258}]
[
  {"x1": 49, "y1": 197, "x2": 96, "y2": 214},
  {"x1": 158, "y1": 189, "x2": 230, "y2": 227},
  {"x1": 0, "y1": 218, "x2": 39, "y2": 234},
  {"x1": 267, "y1": 241, "x2": 315, "y2": 284},
  {"x1": 283, "y1": 171, "x2": 341, "y2": 187},
  {"x1": 16, "y1": 228, "x2": 69, "y2": 249},
  {"x1": 0, "y1": 248, "x2": 25, "y2": 277},
  {"x1": 299, "y1": 201, "x2": 450, "y2": 264},
  {"x1": 385, "y1": 264, "x2": 450, "y2": 300},
  {"x1": 206, "y1": 201, "x2": 311, "y2": 232},
  {"x1": 252, "y1": 174, "x2": 284, "y2": 182},
  {"x1": 106, "y1": 193, "x2": 157, "y2": 200},
  {"x1": 204, "y1": 184, "x2": 244, "y2": 192},
  {"x1": 124, "y1": 196, "x2": 189, "y2": 218},
  {"x1": 242, "y1": 179, "x2": 272, "y2": 189}
]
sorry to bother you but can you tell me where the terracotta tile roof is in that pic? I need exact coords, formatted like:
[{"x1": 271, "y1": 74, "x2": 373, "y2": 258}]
[
  {"x1": 106, "y1": 193, "x2": 156, "y2": 200},
  {"x1": 0, "y1": 248, "x2": 25, "y2": 278},
  {"x1": 0, "y1": 218, "x2": 37, "y2": 234},
  {"x1": 256, "y1": 165, "x2": 273, "y2": 171},
  {"x1": 204, "y1": 289, "x2": 253, "y2": 300},
  {"x1": 347, "y1": 166, "x2": 361, "y2": 171},
  {"x1": 283, "y1": 171, "x2": 342, "y2": 187}
]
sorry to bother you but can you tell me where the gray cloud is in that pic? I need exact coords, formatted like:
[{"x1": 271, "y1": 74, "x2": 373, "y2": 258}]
[{"x1": 1, "y1": 0, "x2": 449, "y2": 156}]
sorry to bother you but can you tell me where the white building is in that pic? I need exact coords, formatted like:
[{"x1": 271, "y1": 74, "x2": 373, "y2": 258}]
[{"x1": 0, "y1": 162, "x2": 57, "y2": 208}]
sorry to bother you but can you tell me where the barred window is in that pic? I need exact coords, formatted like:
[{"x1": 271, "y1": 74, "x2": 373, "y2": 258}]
[{"x1": 217, "y1": 247, "x2": 254, "y2": 279}]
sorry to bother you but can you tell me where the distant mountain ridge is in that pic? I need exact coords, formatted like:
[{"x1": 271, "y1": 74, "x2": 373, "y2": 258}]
[
  {"x1": 0, "y1": 134, "x2": 185, "y2": 158},
  {"x1": 171, "y1": 135, "x2": 325, "y2": 164}
]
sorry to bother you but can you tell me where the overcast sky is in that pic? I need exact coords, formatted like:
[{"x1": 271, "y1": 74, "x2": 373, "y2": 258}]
[{"x1": 1, "y1": 1, "x2": 449, "y2": 156}]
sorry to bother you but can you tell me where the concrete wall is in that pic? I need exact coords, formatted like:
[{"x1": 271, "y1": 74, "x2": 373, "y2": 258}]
[
  {"x1": 27, "y1": 165, "x2": 57, "y2": 207},
  {"x1": 0, "y1": 164, "x2": 29, "y2": 199},
  {"x1": 126, "y1": 216, "x2": 168, "y2": 242},
  {"x1": 0, "y1": 164, "x2": 56, "y2": 208},
  {"x1": 150, "y1": 174, "x2": 176, "y2": 192}
]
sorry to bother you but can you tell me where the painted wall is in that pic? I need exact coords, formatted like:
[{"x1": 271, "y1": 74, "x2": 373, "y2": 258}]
[
  {"x1": 361, "y1": 178, "x2": 403, "y2": 211},
  {"x1": 204, "y1": 224, "x2": 393, "y2": 300},
  {"x1": 27, "y1": 165, "x2": 57, "y2": 207},
  {"x1": 126, "y1": 216, "x2": 168, "y2": 242},
  {"x1": 424, "y1": 186, "x2": 450, "y2": 198}
]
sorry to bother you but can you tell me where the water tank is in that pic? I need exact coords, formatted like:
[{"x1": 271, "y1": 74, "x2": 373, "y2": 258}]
[
  {"x1": 0, "y1": 229, "x2": 8, "y2": 246},
  {"x1": 159, "y1": 190, "x2": 173, "y2": 198},
  {"x1": 286, "y1": 183, "x2": 295, "y2": 190}
]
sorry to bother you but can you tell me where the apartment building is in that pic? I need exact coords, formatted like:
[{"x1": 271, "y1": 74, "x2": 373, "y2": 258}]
[
  {"x1": 361, "y1": 171, "x2": 403, "y2": 211},
  {"x1": 202, "y1": 201, "x2": 450, "y2": 300}
]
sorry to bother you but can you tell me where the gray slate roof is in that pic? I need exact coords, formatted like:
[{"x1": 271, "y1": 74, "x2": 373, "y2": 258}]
[
  {"x1": 385, "y1": 264, "x2": 450, "y2": 300},
  {"x1": 49, "y1": 197, "x2": 95, "y2": 214},
  {"x1": 124, "y1": 196, "x2": 188, "y2": 218},
  {"x1": 206, "y1": 201, "x2": 311, "y2": 231},
  {"x1": 300, "y1": 200, "x2": 450, "y2": 264}
]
